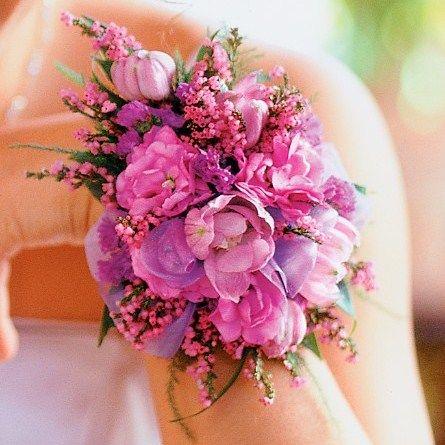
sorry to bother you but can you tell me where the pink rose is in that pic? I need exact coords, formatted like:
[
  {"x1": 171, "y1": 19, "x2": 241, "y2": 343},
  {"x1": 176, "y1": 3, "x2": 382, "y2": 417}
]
[
  {"x1": 210, "y1": 271, "x2": 288, "y2": 345},
  {"x1": 184, "y1": 194, "x2": 274, "y2": 301},
  {"x1": 262, "y1": 299, "x2": 307, "y2": 358},
  {"x1": 111, "y1": 50, "x2": 176, "y2": 101},
  {"x1": 300, "y1": 208, "x2": 359, "y2": 305},
  {"x1": 237, "y1": 134, "x2": 324, "y2": 220},
  {"x1": 116, "y1": 126, "x2": 211, "y2": 217}
]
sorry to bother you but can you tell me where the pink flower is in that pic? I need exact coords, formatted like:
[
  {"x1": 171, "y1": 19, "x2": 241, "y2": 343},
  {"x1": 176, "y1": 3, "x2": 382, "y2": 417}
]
[
  {"x1": 184, "y1": 194, "x2": 275, "y2": 301},
  {"x1": 262, "y1": 299, "x2": 307, "y2": 358},
  {"x1": 299, "y1": 207, "x2": 360, "y2": 305},
  {"x1": 116, "y1": 126, "x2": 211, "y2": 217},
  {"x1": 350, "y1": 261, "x2": 377, "y2": 292},
  {"x1": 237, "y1": 135, "x2": 324, "y2": 220},
  {"x1": 111, "y1": 49, "x2": 176, "y2": 101},
  {"x1": 319, "y1": 143, "x2": 371, "y2": 229},
  {"x1": 210, "y1": 271, "x2": 287, "y2": 345},
  {"x1": 269, "y1": 65, "x2": 285, "y2": 79},
  {"x1": 60, "y1": 11, "x2": 75, "y2": 26}
]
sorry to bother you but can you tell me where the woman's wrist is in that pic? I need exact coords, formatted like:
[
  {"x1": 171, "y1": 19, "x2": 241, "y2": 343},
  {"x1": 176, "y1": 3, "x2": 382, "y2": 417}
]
[{"x1": 145, "y1": 349, "x2": 371, "y2": 445}]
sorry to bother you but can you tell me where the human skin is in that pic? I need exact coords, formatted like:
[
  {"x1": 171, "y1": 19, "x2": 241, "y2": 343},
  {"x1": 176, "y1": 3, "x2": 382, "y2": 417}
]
[{"x1": 0, "y1": 0, "x2": 434, "y2": 444}]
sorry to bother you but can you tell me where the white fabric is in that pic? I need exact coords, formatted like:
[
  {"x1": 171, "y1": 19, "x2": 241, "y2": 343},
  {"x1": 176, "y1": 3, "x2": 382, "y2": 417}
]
[{"x1": 0, "y1": 318, "x2": 161, "y2": 445}]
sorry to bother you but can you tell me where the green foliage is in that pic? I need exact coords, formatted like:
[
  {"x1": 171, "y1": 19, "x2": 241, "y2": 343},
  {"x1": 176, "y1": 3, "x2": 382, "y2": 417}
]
[
  {"x1": 54, "y1": 61, "x2": 85, "y2": 86},
  {"x1": 95, "y1": 57, "x2": 114, "y2": 81},
  {"x1": 196, "y1": 45, "x2": 212, "y2": 62},
  {"x1": 252, "y1": 349, "x2": 275, "y2": 400},
  {"x1": 167, "y1": 358, "x2": 196, "y2": 441},
  {"x1": 285, "y1": 350, "x2": 304, "y2": 377},
  {"x1": 10, "y1": 142, "x2": 73, "y2": 154},
  {"x1": 222, "y1": 28, "x2": 244, "y2": 84},
  {"x1": 97, "y1": 304, "x2": 115, "y2": 346},
  {"x1": 256, "y1": 70, "x2": 271, "y2": 83},
  {"x1": 83, "y1": 178, "x2": 105, "y2": 200},
  {"x1": 354, "y1": 183, "x2": 367, "y2": 195},
  {"x1": 337, "y1": 280, "x2": 356, "y2": 316},
  {"x1": 173, "y1": 50, "x2": 192, "y2": 86},
  {"x1": 302, "y1": 332, "x2": 322, "y2": 359},
  {"x1": 70, "y1": 151, "x2": 126, "y2": 175}
]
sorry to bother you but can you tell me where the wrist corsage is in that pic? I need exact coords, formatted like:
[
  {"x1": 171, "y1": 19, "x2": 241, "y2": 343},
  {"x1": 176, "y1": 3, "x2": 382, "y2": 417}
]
[{"x1": 21, "y1": 12, "x2": 377, "y2": 421}]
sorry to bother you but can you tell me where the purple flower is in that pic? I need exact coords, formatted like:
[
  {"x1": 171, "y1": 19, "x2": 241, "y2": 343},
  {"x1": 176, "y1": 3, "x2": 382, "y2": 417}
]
[
  {"x1": 175, "y1": 82, "x2": 191, "y2": 101},
  {"x1": 271, "y1": 236, "x2": 317, "y2": 298},
  {"x1": 131, "y1": 218, "x2": 205, "y2": 293},
  {"x1": 116, "y1": 100, "x2": 150, "y2": 127},
  {"x1": 149, "y1": 106, "x2": 185, "y2": 128},
  {"x1": 116, "y1": 100, "x2": 184, "y2": 130},
  {"x1": 116, "y1": 128, "x2": 142, "y2": 156},
  {"x1": 192, "y1": 150, "x2": 235, "y2": 193},
  {"x1": 85, "y1": 210, "x2": 133, "y2": 287},
  {"x1": 98, "y1": 250, "x2": 134, "y2": 285}
]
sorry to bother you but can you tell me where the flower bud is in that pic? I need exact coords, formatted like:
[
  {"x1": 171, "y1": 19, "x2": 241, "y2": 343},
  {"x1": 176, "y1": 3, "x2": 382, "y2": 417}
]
[
  {"x1": 111, "y1": 50, "x2": 176, "y2": 101},
  {"x1": 238, "y1": 98, "x2": 268, "y2": 149}
]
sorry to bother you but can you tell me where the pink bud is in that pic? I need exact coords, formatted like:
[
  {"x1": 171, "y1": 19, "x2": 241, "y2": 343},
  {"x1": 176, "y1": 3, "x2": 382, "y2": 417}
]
[
  {"x1": 111, "y1": 50, "x2": 176, "y2": 101},
  {"x1": 238, "y1": 98, "x2": 268, "y2": 149}
]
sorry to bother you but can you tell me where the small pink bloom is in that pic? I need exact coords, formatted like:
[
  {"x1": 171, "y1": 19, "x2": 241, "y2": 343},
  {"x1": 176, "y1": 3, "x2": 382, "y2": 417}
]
[
  {"x1": 184, "y1": 194, "x2": 275, "y2": 301},
  {"x1": 60, "y1": 11, "x2": 75, "y2": 26},
  {"x1": 50, "y1": 160, "x2": 64, "y2": 175},
  {"x1": 116, "y1": 126, "x2": 211, "y2": 217},
  {"x1": 111, "y1": 50, "x2": 176, "y2": 101},
  {"x1": 101, "y1": 100, "x2": 117, "y2": 113},
  {"x1": 269, "y1": 65, "x2": 285, "y2": 79},
  {"x1": 350, "y1": 261, "x2": 377, "y2": 292}
]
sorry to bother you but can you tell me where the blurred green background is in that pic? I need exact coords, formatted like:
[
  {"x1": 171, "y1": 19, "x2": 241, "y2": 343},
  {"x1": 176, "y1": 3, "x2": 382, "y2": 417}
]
[{"x1": 328, "y1": 1, "x2": 445, "y2": 443}]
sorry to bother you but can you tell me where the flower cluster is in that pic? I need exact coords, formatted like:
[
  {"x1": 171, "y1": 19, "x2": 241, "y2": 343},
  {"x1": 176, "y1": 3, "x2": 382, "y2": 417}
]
[{"x1": 28, "y1": 13, "x2": 377, "y2": 413}]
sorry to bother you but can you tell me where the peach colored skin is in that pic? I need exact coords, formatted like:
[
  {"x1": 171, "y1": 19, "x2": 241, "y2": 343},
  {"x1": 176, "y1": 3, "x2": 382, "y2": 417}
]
[{"x1": 0, "y1": 1, "x2": 434, "y2": 444}]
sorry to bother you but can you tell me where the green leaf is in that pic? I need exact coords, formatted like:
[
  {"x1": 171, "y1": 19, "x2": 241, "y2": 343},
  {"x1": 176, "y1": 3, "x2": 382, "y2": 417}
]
[
  {"x1": 54, "y1": 61, "x2": 85, "y2": 86},
  {"x1": 97, "y1": 304, "x2": 115, "y2": 346},
  {"x1": 83, "y1": 179, "x2": 105, "y2": 200},
  {"x1": 302, "y1": 332, "x2": 322, "y2": 359},
  {"x1": 173, "y1": 50, "x2": 191, "y2": 85},
  {"x1": 354, "y1": 183, "x2": 367, "y2": 195},
  {"x1": 10, "y1": 142, "x2": 74, "y2": 154},
  {"x1": 256, "y1": 71, "x2": 270, "y2": 83},
  {"x1": 196, "y1": 45, "x2": 212, "y2": 62},
  {"x1": 337, "y1": 280, "x2": 355, "y2": 317},
  {"x1": 70, "y1": 151, "x2": 126, "y2": 174},
  {"x1": 95, "y1": 57, "x2": 113, "y2": 81}
]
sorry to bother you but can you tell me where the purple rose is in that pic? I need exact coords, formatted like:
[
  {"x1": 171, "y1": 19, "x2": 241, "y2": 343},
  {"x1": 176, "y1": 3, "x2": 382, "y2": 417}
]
[{"x1": 131, "y1": 218, "x2": 205, "y2": 294}]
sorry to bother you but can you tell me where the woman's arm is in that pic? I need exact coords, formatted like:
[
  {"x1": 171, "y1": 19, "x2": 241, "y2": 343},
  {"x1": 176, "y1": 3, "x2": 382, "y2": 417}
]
[
  {"x1": 0, "y1": 2, "x2": 433, "y2": 442},
  {"x1": 146, "y1": 349, "x2": 371, "y2": 445},
  {"x1": 259, "y1": 49, "x2": 434, "y2": 444},
  {"x1": 145, "y1": 48, "x2": 434, "y2": 444},
  {"x1": 0, "y1": 114, "x2": 104, "y2": 359}
]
